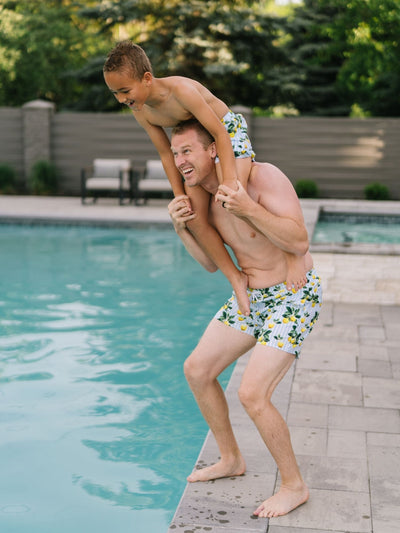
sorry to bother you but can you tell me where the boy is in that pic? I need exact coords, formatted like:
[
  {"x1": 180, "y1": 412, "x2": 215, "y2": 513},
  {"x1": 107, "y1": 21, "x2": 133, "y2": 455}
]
[{"x1": 103, "y1": 42, "x2": 307, "y2": 314}]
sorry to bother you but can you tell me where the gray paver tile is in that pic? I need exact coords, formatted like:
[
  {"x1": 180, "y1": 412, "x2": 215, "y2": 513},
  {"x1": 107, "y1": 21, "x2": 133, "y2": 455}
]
[
  {"x1": 359, "y1": 344, "x2": 389, "y2": 361},
  {"x1": 333, "y1": 302, "x2": 383, "y2": 325},
  {"x1": 380, "y1": 305, "x2": 400, "y2": 322},
  {"x1": 287, "y1": 402, "x2": 328, "y2": 428},
  {"x1": 327, "y1": 429, "x2": 367, "y2": 459},
  {"x1": 392, "y1": 362, "x2": 400, "y2": 379},
  {"x1": 168, "y1": 473, "x2": 273, "y2": 533},
  {"x1": 305, "y1": 324, "x2": 358, "y2": 341},
  {"x1": 329, "y1": 405, "x2": 400, "y2": 432},
  {"x1": 359, "y1": 325, "x2": 386, "y2": 341},
  {"x1": 367, "y1": 432, "x2": 400, "y2": 447},
  {"x1": 363, "y1": 377, "x2": 400, "y2": 409},
  {"x1": 297, "y1": 455, "x2": 369, "y2": 492},
  {"x1": 268, "y1": 526, "x2": 350, "y2": 533},
  {"x1": 368, "y1": 445, "x2": 400, "y2": 532},
  {"x1": 289, "y1": 426, "x2": 327, "y2": 456},
  {"x1": 357, "y1": 358, "x2": 393, "y2": 378},
  {"x1": 292, "y1": 369, "x2": 362, "y2": 405},
  {"x1": 268, "y1": 488, "x2": 371, "y2": 532},
  {"x1": 384, "y1": 323, "x2": 400, "y2": 341},
  {"x1": 298, "y1": 341, "x2": 357, "y2": 371}
]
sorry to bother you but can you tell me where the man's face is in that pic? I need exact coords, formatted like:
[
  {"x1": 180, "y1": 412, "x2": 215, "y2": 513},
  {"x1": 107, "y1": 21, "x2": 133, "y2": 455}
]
[{"x1": 171, "y1": 129, "x2": 216, "y2": 188}]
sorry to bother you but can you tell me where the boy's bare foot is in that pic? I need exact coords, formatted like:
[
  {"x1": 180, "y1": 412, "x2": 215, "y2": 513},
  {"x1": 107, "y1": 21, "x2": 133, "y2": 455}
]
[
  {"x1": 187, "y1": 456, "x2": 246, "y2": 483},
  {"x1": 233, "y1": 271, "x2": 250, "y2": 316},
  {"x1": 253, "y1": 483, "x2": 309, "y2": 518}
]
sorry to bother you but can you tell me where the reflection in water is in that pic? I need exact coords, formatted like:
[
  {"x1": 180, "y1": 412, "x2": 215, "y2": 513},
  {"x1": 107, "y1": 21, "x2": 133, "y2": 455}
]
[{"x1": 0, "y1": 226, "x2": 231, "y2": 533}]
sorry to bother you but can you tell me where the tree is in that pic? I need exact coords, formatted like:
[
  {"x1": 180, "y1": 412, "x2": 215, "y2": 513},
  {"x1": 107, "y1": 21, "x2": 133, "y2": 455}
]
[
  {"x1": 78, "y1": 0, "x2": 288, "y2": 110},
  {"x1": 281, "y1": 0, "x2": 400, "y2": 116},
  {"x1": 0, "y1": 0, "x2": 108, "y2": 108}
]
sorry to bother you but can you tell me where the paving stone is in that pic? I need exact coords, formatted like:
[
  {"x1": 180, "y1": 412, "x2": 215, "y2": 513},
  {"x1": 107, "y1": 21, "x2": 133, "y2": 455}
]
[
  {"x1": 367, "y1": 432, "x2": 400, "y2": 447},
  {"x1": 289, "y1": 426, "x2": 327, "y2": 456},
  {"x1": 363, "y1": 377, "x2": 400, "y2": 409},
  {"x1": 358, "y1": 344, "x2": 389, "y2": 361},
  {"x1": 297, "y1": 455, "x2": 369, "y2": 492},
  {"x1": 357, "y1": 358, "x2": 393, "y2": 378},
  {"x1": 392, "y1": 362, "x2": 400, "y2": 379},
  {"x1": 358, "y1": 325, "x2": 386, "y2": 341},
  {"x1": 368, "y1": 445, "x2": 400, "y2": 533},
  {"x1": 292, "y1": 369, "x2": 362, "y2": 405},
  {"x1": 329, "y1": 405, "x2": 400, "y2": 432},
  {"x1": 268, "y1": 525, "x2": 346, "y2": 533},
  {"x1": 333, "y1": 302, "x2": 382, "y2": 326},
  {"x1": 384, "y1": 323, "x2": 400, "y2": 341},
  {"x1": 286, "y1": 402, "x2": 328, "y2": 428},
  {"x1": 168, "y1": 472, "x2": 274, "y2": 533},
  {"x1": 327, "y1": 429, "x2": 367, "y2": 459},
  {"x1": 298, "y1": 340, "x2": 357, "y2": 372},
  {"x1": 268, "y1": 488, "x2": 371, "y2": 532},
  {"x1": 305, "y1": 323, "x2": 358, "y2": 341},
  {"x1": 380, "y1": 305, "x2": 400, "y2": 324}
]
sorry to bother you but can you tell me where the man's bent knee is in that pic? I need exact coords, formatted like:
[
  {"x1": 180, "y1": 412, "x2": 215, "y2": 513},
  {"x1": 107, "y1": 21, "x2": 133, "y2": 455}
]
[{"x1": 238, "y1": 385, "x2": 269, "y2": 419}]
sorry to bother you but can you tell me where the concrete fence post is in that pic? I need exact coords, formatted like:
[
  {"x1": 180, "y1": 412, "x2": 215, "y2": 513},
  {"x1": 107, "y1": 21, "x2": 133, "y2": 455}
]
[{"x1": 22, "y1": 99, "x2": 55, "y2": 186}]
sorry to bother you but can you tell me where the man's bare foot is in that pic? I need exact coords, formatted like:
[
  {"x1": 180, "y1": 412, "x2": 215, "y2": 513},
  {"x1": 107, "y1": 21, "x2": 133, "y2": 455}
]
[
  {"x1": 233, "y1": 271, "x2": 250, "y2": 316},
  {"x1": 253, "y1": 483, "x2": 309, "y2": 518},
  {"x1": 187, "y1": 456, "x2": 246, "y2": 483}
]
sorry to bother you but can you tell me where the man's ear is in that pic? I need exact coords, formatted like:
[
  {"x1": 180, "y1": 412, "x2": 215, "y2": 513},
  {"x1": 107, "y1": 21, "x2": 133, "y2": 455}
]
[{"x1": 209, "y1": 142, "x2": 217, "y2": 159}]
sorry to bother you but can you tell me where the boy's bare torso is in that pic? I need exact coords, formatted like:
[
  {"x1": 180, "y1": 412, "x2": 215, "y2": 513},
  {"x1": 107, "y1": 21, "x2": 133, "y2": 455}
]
[
  {"x1": 135, "y1": 76, "x2": 229, "y2": 127},
  {"x1": 209, "y1": 163, "x2": 313, "y2": 289}
]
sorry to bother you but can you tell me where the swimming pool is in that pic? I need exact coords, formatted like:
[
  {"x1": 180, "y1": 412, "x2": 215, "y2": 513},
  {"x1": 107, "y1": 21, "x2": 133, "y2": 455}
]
[
  {"x1": 0, "y1": 225, "x2": 232, "y2": 533},
  {"x1": 313, "y1": 212, "x2": 400, "y2": 244}
]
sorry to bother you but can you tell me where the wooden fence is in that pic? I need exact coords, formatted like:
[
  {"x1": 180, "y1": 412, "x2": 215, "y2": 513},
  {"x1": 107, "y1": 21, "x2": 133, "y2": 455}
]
[{"x1": 0, "y1": 102, "x2": 399, "y2": 199}]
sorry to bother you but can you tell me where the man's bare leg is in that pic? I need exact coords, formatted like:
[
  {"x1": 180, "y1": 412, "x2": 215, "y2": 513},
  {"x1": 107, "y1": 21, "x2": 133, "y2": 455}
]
[
  {"x1": 184, "y1": 320, "x2": 256, "y2": 482},
  {"x1": 238, "y1": 345, "x2": 309, "y2": 518}
]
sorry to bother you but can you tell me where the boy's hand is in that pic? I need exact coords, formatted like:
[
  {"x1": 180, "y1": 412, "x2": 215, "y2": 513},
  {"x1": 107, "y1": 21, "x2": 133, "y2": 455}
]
[
  {"x1": 215, "y1": 180, "x2": 254, "y2": 218},
  {"x1": 168, "y1": 195, "x2": 196, "y2": 231}
]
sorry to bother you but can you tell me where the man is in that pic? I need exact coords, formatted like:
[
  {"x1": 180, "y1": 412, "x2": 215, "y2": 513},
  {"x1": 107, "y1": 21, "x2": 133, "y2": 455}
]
[{"x1": 168, "y1": 119, "x2": 322, "y2": 518}]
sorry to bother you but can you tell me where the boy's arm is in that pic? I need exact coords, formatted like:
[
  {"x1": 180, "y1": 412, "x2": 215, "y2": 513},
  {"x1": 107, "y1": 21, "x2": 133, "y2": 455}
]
[
  {"x1": 133, "y1": 113, "x2": 185, "y2": 197},
  {"x1": 216, "y1": 163, "x2": 309, "y2": 256},
  {"x1": 168, "y1": 196, "x2": 218, "y2": 273}
]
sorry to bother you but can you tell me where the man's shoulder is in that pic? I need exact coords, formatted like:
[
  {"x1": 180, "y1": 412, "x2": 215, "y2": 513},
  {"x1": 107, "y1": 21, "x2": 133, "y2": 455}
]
[{"x1": 249, "y1": 161, "x2": 283, "y2": 187}]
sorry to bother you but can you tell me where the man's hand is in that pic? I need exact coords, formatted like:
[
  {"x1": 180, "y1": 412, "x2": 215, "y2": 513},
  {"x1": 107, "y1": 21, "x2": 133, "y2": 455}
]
[
  {"x1": 215, "y1": 180, "x2": 255, "y2": 218},
  {"x1": 168, "y1": 195, "x2": 196, "y2": 232}
]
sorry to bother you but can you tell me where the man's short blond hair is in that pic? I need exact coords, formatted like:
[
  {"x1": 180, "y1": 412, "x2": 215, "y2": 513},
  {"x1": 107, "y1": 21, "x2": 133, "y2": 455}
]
[
  {"x1": 172, "y1": 119, "x2": 215, "y2": 150},
  {"x1": 103, "y1": 41, "x2": 153, "y2": 80}
]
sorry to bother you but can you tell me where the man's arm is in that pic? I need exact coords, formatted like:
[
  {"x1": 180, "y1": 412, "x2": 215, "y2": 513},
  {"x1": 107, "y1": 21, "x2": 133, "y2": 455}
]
[
  {"x1": 168, "y1": 196, "x2": 218, "y2": 273},
  {"x1": 216, "y1": 163, "x2": 309, "y2": 256}
]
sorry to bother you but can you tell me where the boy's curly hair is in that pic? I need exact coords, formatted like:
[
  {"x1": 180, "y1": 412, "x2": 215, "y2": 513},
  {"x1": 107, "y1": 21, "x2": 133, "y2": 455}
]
[{"x1": 103, "y1": 41, "x2": 153, "y2": 80}]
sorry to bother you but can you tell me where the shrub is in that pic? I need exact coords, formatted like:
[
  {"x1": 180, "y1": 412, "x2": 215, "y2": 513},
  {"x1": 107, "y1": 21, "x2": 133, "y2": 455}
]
[
  {"x1": 29, "y1": 160, "x2": 58, "y2": 195},
  {"x1": 364, "y1": 182, "x2": 390, "y2": 200},
  {"x1": 295, "y1": 179, "x2": 319, "y2": 199},
  {"x1": 0, "y1": 163, "x2": 17, "y2": 194}
]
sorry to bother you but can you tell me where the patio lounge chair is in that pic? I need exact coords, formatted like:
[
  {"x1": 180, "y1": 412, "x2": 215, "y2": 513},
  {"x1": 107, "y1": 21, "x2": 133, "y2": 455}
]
[
  {"x1": 134, "y1": 159, "x2": 173, "y2": 205},
  {"x1": 81, "y1": 158, "x2": 134, "y2": 205}
]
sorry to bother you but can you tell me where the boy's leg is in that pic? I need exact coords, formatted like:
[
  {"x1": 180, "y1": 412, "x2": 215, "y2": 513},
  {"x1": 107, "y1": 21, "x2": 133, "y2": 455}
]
[
  {"x1": 185, "y1": 184, "x2": 250, "y2": 315},
  {"x1": 216, "y1": 157, "x2": 252, "y2": 190},
  {"x1": 184, "y1": 319, "x2": 256, "y2": 482},
  {"x1": 238, "y1": 344, "x2": 309, "y2": 518}
]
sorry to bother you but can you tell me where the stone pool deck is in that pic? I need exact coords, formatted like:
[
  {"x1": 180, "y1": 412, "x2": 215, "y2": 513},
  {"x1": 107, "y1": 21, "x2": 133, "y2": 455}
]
[{"x1": 1, "y1": 196, "x2": 400, "y2": 533}]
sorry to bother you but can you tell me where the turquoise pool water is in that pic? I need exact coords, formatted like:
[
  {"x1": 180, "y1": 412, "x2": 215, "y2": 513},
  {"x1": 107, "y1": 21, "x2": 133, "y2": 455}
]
[
  {"x1": 313, "y1": 212, "x2": 400, "y2": 244},
  {"x1": 0, "y1": 225, "x2": 232, "y2": 533}
]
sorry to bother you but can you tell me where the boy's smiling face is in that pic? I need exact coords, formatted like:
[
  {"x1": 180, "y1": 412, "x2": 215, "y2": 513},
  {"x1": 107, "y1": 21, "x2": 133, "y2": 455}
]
[{"x1": 104, "y1": 70, "x2": 151, "y2": 111}]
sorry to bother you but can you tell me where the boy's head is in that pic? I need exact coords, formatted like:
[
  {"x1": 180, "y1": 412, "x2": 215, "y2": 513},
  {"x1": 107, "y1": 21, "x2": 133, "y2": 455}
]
[{"x1": 103, "y1": 41, "x2": 153, "y2": 80}]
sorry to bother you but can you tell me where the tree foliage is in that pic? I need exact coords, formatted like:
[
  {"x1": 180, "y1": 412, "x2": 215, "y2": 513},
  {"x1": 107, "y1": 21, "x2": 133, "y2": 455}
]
[{"x1": 0, "y1": 0, "x2": 399, "y2": 116}]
